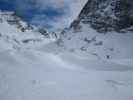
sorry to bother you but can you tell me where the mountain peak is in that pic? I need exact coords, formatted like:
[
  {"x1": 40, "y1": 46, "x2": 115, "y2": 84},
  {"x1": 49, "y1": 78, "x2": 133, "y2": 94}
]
[
  {"x1": 0, "y1": 10, "x2": 56, "y2": 51},
  {"x1": 0, "y1": 10, "x2": 20, "y2": 21},
  {"x1": 71, "y1": 0, "x2": 133, "y2": 33}
]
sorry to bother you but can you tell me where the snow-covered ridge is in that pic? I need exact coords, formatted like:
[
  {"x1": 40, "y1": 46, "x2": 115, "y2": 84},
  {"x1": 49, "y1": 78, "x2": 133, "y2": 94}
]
[
  {"x1": 0, "y1": 11, "x2": 30, "y2": 30},
  {"x1": 0, "y1": 11, "x2": 16, "y2": 20},
  {"x1": 0, "y1": 10, "x2": 57, "y2": 51},
  {"x1": 0, "y1": 11, "x2": 19, "y2": 19}
]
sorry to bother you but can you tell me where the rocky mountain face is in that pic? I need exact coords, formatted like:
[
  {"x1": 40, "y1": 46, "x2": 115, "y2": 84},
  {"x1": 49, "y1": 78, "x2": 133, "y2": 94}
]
[
  {"x1": 71, "y1": 0, "x2": 133, "y2": 32},
  {"x1": 57, "y1": 0, "x2": 133, "y2": 59}
]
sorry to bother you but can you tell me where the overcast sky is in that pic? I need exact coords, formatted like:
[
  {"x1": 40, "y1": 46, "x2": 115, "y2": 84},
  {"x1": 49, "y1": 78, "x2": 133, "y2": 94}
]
[{"x1": 0, "y1": 0, "x2": 87, "y2": 31}]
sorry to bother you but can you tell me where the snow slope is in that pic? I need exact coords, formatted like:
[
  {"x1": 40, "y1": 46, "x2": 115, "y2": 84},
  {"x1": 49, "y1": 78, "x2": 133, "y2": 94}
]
[
  {"x1": 59, "y1": 24, "x2": 133, "y2": 60},
  {"x1": 0, "y1": 11, "x2": 133, "y2": 100},
  {"x1": 0, "y1": 49, "x2": 133, "y2": 100}
]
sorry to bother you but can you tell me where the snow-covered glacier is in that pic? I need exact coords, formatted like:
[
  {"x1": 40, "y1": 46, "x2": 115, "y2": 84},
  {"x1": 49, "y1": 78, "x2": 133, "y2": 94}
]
[{"x1": 0, "y1": 2, "x2": 133, "y2": 100}]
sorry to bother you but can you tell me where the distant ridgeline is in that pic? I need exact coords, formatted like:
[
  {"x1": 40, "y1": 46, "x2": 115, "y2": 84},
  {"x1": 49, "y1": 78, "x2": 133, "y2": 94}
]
[
  {"x1": 0, "y1": 10, "x2": 57, "y2": 40},
  {"x1": 71, "y1": 0, "x2": 133, "y2": 33},
  {"x1": 0, "y1": 11, "x2": 20, "y2": 24},
  {"x1": 0, "y1": 10, "x2": 36, "y2": 32}
]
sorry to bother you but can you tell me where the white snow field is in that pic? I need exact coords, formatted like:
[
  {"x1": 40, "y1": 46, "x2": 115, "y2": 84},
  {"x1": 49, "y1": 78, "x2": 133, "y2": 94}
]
[
  {"x1": 0, "y1": 11, "x2": 133, "y2": 100},
  {"x1": 0, "y1": 48, "x2": 133, "y2": 100}
]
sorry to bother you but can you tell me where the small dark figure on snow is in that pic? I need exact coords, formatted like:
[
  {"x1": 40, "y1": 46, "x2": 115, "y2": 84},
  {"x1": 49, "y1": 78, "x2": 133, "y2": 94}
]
[{"x1": 106, "y1": 55, "x2": 110, "y2": 59}]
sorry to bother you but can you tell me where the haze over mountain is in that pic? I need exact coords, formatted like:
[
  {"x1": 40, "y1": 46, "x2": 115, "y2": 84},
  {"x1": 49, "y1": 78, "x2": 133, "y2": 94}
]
[{"x1": 0, "y1": 0, "x2": 87, "y2": 31}]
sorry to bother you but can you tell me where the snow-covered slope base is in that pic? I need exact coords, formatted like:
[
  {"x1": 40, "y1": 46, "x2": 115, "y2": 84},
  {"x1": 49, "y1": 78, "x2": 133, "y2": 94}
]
[
  {"x1": 60, "y1": 24, "x2": 133, "y2": 60},
  {"x1": 0, "y1": 49, "x2": 133, "y2": 100},
  {"x1": 0, "y1": 11, "x2": 133, "y2": 100}
]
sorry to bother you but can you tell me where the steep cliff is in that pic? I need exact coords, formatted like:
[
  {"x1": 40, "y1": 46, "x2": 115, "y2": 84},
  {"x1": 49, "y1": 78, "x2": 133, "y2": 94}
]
[{"x1": 71, "y1": 0, "x2": 133, "y2": 32}]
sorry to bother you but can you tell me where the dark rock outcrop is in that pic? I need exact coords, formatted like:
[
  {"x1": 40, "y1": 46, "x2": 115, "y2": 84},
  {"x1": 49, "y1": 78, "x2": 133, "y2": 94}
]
[{"x1": 71, "y1": 0, "x2": 133, "y2": 32}]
